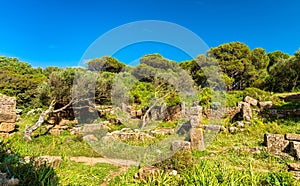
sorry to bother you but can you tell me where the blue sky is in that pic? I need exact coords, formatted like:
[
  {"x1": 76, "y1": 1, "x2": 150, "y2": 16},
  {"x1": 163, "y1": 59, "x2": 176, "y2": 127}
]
[{"x1": 0, "y1": 0, "x2": 299, "y2": 68}]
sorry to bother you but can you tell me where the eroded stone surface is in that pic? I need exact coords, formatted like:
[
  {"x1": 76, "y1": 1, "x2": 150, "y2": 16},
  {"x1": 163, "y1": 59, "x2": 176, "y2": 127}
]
[
  {"x1": 171, "y1": 140, "x2": 191, "y2": 151},
  {"x1": 289, "y1": 141, "x2": 300, "y2": 159},
  {"x1": 285, "y1": 133, "x2": 300, "y2": 142},
  {"x1": 190, "y1": 128, "x2": 205, "y2": 150},
  {"x1": 264, "y1": 133, "x2": 289, "y2": 153},
  {"x1": 244, "y1": 96, "x2": 258, "y2": 106}
]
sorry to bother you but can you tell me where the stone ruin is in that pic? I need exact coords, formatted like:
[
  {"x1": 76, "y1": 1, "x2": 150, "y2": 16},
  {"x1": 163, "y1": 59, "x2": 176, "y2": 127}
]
[
  {"x1": 264, "y1": 133, "x2": 300, "y2": 180},
  {"x1": 0, "y1": 94, "x2": 16, "y2": 138}
]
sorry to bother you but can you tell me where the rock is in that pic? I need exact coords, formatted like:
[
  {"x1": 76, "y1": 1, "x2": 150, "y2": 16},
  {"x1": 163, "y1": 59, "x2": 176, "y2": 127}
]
[
  {"x1": 150, "y1": 128, "x2": 174, "y2": 136},
  {"x1": 238, "y1": 102, "x2": 252, "y2": 121},
  {"x1": 258, "y1": 101, "x2": 273, "y2": 109},
  {"x1": 82, "y1": 124, "x2": 108, "y2": 133},
  {"x1": 190, "y1": 115, "x2": 201, "y2": 128},
  {"x1": 83, "y1": 134, "x2": 98, "y2": 142},
  {"x1": 289, "y1": 141, "x2": 300, "y2": 159},
  {"x1": 0, "y1": 172, "x2": 19, "y2": 186},
  {"x1": 234, "y1": 121, "x2": 244, "y2": 128},
  {"x1": 136, "y1": 110, "x2": 142, "y2": 117},
  {"x1": 34, "y1": 156, "x2": 62, "y2": 168},
  {"x1": 201, "y1": 125, "x2": 222, "y2": 131},
  {"x1": 69, "y1": 127, "x2": 82, "y2": 135},
  {"x1": 0, "y1": 113, "x2": 16, "y2": 123},
  {"x1": 0, "y1": 122, "x2": 15, "y2": 132},
  {"x1": 168, "y1": 170, "x2": 178, "y2": 176},
  {"x1": 287, "y1": 162, "x2": 300, "y2": 171},
  {"x1": 244, "y1": 96, "x2": 258, "y2": 106},
  {"x1": 285, "y1": 133, "x2": 300, "y2": 142},
  {"x1": 190, "y1": 105, "x2": 202, "y2": 115},
  {"x1": 190, "y1": 128, "x2": 205, "y2": 150},
  {"x1": 264, "y1": 133, "x2": 289, "y2": 153},
  {"x1": 0, "y1": 132, "x2": 9, "y2": 138},
  {"x1": 171, "y1": 140, "x2": 191, "y2": 151},
  {"x1": 137, "y1": 166, "x2": 160, "y2": 180},
  {"x1": 130, "y1": 110, "x2": 137, "y2": 117},
  {"x1": 50, "y1": 128, "x2": 61, "y2": 136},
  {"x1": 289, "y1": 171, "x2": 300, "y2": 181},
  {"x1": 101, "y1": 121, "x2": 110, "y2": 125},
  {"x1": 58, "y1": 119, "x2": 70, "y2": 126},
  {"x1": 274, "y1": 152, "x2": 295, "y2": 161},
  {"x1": 229, "y1": 126, "x2": 238, "y2": 133}
]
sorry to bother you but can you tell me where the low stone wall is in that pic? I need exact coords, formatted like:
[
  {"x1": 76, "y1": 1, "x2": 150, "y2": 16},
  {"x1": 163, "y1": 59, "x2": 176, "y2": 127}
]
[{"x1": 0, "y1": 94, "x2": 16, "y2": 138}]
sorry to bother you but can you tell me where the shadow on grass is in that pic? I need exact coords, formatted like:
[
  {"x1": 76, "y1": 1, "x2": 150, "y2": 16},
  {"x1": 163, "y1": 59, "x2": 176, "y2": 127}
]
[{"x1": 0, "y1": 141, "x2": 59, "y2": 186}]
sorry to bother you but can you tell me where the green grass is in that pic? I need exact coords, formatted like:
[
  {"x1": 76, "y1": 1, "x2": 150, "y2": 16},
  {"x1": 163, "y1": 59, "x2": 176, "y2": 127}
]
[
  {"x1": 2, "y1": 109, "x2": 300, "y2": 185},
  {"x1": 109, "y1": 115, "x2": 299, "y2": 185},
  {"x1": 56, "y1": 160, "x2": 119, "y2": 186}
]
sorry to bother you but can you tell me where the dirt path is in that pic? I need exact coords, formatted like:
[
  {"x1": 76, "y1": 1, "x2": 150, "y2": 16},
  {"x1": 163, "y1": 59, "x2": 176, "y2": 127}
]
[{"x1": 69, "y1": 156, "x2": 138, "y2": 186}]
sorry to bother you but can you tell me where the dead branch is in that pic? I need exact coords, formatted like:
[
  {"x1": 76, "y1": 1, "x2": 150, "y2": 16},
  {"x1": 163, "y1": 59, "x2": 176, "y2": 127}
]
[{"x1": 23, "y1": 100, "x2": 72, "y2": 141}]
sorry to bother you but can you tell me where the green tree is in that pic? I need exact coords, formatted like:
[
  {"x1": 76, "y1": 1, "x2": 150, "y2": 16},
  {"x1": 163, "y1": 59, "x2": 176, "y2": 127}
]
[{"x1": 86, "y1": 56, "x2": 125, "y2": 73}]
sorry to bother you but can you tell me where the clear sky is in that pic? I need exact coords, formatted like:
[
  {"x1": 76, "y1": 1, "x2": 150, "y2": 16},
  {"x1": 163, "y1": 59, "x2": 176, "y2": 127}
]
[{"x1": 0, "y1": 0, "x2": 299, "y2": 68}]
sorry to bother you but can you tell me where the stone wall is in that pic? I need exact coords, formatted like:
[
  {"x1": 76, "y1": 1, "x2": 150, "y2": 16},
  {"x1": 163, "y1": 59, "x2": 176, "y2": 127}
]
[{"x1": 0, "y1": 94, "x2": 16, "y2": 138}]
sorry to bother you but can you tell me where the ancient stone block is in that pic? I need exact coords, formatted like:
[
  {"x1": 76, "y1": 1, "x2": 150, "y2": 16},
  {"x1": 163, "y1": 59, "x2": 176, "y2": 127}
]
[
  {"x1": 287, "y1": 163, "x2": 300, "y2": 171},
  {"x1": 190, "y1": 115, "x2": 201, "y2": 128},
  {"x1": 50, "y1": 128, "x2": 62, "y2": 136},
  {"x1": 190, "y1": 128, "x2": 205, "y2": 150},
  {"x1": 0, "y1": 113, "x2": 16, "y2": 123},
  {"x1": 171, "y1": 140, "x2": 191, "y2": 151},
  {"x1": 136, "y1": 110, "x2": 142, "y2": 117},
  {"x1": 244, "y1": 96, "x2": 258, "y2": 106},
  {"x1": 0, "y1": 132, "x2": 9, "y2": 138},
  {"x1": 34, "y1": 156, "x2": 62, "y2": 168},
  {"x1": 258, "y1": 101, "x2": 273, "y2": 109},
  {"x1": 137, "y1": 166, "x2": 160, "y2": 180},
  {"x1": 0, "y1": 122, "x2": 15, "y2": 132},
  {"x1": 264, "y1": 133, "x2": 289, "y2": 153},
  {"x1": 238, "y1": 102, "x2": 252, "y2": 121},
  {"x1": 289, "y1": 141, "x2": 300, "y2": 159},
  {"x1": 285, "y1": 133, "x2": 300, "y2": 142},
  {"x1": 190, "y1": 105, "x2": 202, "y2": 115}
]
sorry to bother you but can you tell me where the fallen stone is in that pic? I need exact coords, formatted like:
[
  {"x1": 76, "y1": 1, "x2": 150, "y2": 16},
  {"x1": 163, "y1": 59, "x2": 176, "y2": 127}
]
[
  {"x1": 150, "y1": 128, "x2": 174, "y2": 136},
  {"x1": 287, "y1": 162, "x2": 300, "y2": 171},
  {"x1": 234, "y1": 121, "x2": 244, "y2": 128},
  {"x1": 264, "y1": 133, "x2": 289, "y2": 153},
  {"x1": 58, "y1": 119, "x2": 71, "y2": 126},
  {"x1": 229, "y1": 126, "x2": 239, "y2": 133},
  {"x1": 240, "y1": 102, "x2": 252, "y2": 121},
  {"x1": 0, "y1": 132, "x2": 9, "y2": 138},
  {"x1": 0, "y1": 122, "x2": 15, "y2": 132},
  {"x1": 168, "y1": 170, "x2": 178, "y2": 176},
  {"x1": 258, "y1": 101, "x2": 273, "y2": 109},
  {"x1": 136, "y1": 110, "x2": 143, "y2": 117},
  {"x1": 83, "y1": 134, "x2": 98, "y2": 142},
  {"x1": 244, "y1": 96, "x2": 258, "y2": 106},
  {"x1": 289, "y1": 171, "x2": 300, "y2": 181},
  {"x1": 190, "y1": 115, "x2": 201, "y2": 128},
  {"x1": 289, "y1": 141, "x2": 300, "y2": 159},
  {"x1": 137, "y1": 166, "x2": 160, "y2": 180},
  {"x1": 0, "y1": 172, "x2": 19, "y2": 186},
  {"x1": 285, "y1": 133, "x2": 300, "y2": 142},
  {"x1": 50, "y1": 128, "x2": 61, "y2": 136},
  {"x1": 69, "y1": 127, "x2": 82, "y2": 135},
  {"x1": 190, "y1": 128, "x2": 205, "y2": 150},
  {"x1": 34, "y1": 156, "x2": 62, "y2": 168},
  {"x1": 201, "y1": 125, "x2": 222, "y2": 131},
  {"x1": 171, "y1": 140, "x2": 191, "y2": 151}
]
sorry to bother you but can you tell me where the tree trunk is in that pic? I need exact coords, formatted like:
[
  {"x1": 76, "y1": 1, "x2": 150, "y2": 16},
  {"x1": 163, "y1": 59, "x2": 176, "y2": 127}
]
[{"x1": 23, "y1": 100, "x2": 72, "y2": 141}]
